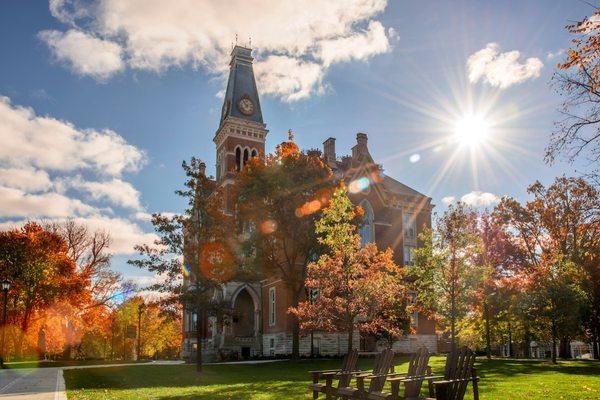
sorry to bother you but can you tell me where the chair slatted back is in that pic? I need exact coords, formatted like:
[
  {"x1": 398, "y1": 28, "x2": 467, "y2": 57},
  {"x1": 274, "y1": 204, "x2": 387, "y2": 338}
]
[
  {"x1": 337, "y1": 349, "x2": 359, "y2": 387},
  {"x1": 403, "y1": 347, "x2": 431, "y2": 397},
  {"x1": 368, "y1": 349, "x2": 395, "y2": 393},
  {"x1": 443, "y1": 347, "x2": 475, "y2": 400}
]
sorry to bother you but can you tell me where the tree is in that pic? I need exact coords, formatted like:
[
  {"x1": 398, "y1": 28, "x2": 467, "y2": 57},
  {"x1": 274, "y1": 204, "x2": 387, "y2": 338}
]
[
  {"x1": 129, "y1": 157, "x2": 234, "y2": 372},
  {"x1": 233, "y1": 140, "x2": 333, "y2": 359},
  {"x1": 410, "y1": 203, "x2": 480, "y2": 348},
  {"x1": 473, "y1": 213, "x2": 523, "y2": 359},
  {"x1": 495, "y1": 177, "x2": 598, "y2": 362},
  {"x1": 0, "y1": 223, "x2": 87, "y2": 357},
  {"x1": 45, "y1": 220, "x2": 123, "y2": 308},
  {"x1": 547, "y1": 8, "x2": 600, "y2": 173},
  {"x1": 291, "y1": 187, "x2": 410, "y2": 353}
]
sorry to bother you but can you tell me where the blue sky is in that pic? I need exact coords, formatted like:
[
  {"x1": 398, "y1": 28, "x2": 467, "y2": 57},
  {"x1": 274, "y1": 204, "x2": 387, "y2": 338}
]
[{"x1": 0, "y1": 0, "x2": 595, "y2": 288}]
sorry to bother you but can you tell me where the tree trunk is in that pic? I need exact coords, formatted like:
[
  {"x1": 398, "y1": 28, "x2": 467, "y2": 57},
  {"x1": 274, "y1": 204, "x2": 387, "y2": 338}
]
[
  {"x1": 347, "y1": 324, "x2": 354, "y2": 355},
  {"x1": 592, "y1": 326, "x2": 599, "y2": 360},
  {"x1": 523, "y1": 330, "x2": 531, "y2": 359},
  {"x1": 559, "y1": 336, "x2": 570, "y2": 359},
  {"x1": 484, "y1": 302, "x2": 491, "y2": 359},
  {"x1": 507, "y1": 318, "x2": 513, "y2": 358},
  {"x1": 291, "y1": 290, "x2": 301, "y2": 359},
  {"x1": 551, "y1": 319, "x2": 557, "y2": 364},
  {"x1": 195, "y1": 309, "x2": 203, "y2": 373}
]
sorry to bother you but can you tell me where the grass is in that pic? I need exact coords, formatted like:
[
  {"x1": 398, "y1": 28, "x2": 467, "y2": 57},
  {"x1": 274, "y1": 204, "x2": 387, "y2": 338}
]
[
  {"x1": 64, "y1": 357, "x2": 600, "y2": 400},
  {"x1": 5, "y1": 359, "x2": 151, "y2": 369}
]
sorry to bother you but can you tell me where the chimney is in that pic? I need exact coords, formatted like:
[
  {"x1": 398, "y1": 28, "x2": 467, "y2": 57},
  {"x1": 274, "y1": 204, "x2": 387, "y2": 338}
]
[
  {"x1": 199, "y1": 162, "x2": 206, "y2": 175},
  {"x1": 352, "y1": 132, "x2": 369, "y2": 158},
  {"x1": 356, "y1": 132, "x2": 368, "y2": 146},
  {"x1": 323, "y1": 137, "x2": 336, "y2": 163}
]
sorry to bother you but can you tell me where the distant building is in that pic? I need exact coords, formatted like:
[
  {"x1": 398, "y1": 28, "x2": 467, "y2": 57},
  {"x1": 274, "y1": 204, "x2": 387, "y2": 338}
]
[{"x1": 182, "y1": 46, "x2": 436, "y2": 361}]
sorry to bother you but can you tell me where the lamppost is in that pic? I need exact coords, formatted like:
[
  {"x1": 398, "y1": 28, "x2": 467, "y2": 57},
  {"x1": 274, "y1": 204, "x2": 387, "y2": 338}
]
[
  {"x1": 137, "y1": 303, "x2": 145, "y2": 360},
  {"x1": 1, "y1": 279, "x2": 11, "y2": 369}
]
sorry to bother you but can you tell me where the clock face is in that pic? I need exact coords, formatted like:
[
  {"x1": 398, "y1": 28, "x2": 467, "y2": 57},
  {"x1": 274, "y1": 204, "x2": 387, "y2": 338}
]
[{"x1": 237, "y1": 97, "x2": 255, "y2": 115}]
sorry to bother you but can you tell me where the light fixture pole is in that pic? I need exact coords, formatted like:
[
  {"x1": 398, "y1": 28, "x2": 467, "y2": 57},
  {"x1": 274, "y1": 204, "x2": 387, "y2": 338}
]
[
  {"x1": 137, "y1": 303, "x2": 145, "y2": 360},
  {"x1": 1, "y1": 279, "x2": 11, "y2": 369}
]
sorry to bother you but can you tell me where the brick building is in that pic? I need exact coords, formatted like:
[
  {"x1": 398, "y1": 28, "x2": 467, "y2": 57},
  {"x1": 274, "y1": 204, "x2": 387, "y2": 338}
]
[{"x1": 182, "y1": 46, "x2": 436, "y2": 361}]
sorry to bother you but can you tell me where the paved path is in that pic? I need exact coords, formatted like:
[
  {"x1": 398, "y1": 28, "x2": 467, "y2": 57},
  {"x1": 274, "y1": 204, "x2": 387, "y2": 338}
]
[{"x1": 0, "y1": 361, "x2": 184, "y2": 399}]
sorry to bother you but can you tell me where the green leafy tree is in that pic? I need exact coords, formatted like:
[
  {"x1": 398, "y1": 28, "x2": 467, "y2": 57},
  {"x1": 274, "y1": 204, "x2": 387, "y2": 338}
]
[
  {"x1": 410, "y1": 203, "x2": 481, "y2": 347},
  {"x1": 130, "y1": 157, "x2": 234, "y2": 372}
]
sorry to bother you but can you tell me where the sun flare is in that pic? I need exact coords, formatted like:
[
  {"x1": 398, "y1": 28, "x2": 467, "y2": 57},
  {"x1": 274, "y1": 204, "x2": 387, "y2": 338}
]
[{"x1": 453, "y1": 113, "x2": 490, "y2": 147}]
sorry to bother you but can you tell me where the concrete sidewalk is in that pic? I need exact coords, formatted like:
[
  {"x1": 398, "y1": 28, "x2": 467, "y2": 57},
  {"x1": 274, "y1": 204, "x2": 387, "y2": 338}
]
[{"x1": 0, "y1": 360, "x2": 184, "y2": 399}]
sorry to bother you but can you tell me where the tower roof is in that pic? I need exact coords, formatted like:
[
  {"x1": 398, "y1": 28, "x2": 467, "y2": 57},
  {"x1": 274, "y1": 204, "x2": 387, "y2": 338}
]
[{"x1": 219, "y1": 45, "x2": 264, "y2": 126}]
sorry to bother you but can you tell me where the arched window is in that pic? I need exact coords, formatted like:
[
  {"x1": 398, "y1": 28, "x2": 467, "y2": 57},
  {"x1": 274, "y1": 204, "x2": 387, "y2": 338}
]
[
  {"x1": 359, "y1": 200, "x2": 375, "y2": 245},
  {"x1": 235, "y1": 147, "x2": 241, "y2": 172},
  {"x1": 243, "y1": 148, "x2": 249, "y2": 166},
  {"x1": 251, "y1": 149, "x2": 258, "y2": 158}
]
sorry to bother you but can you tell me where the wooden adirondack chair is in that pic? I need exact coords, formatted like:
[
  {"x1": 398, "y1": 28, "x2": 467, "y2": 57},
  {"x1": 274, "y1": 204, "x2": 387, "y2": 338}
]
[
  {"x1": 430, "y1": 347, "x2": 479, "y2": 400},
  {"x1": 336, "y1": 349, "x2": 396, "y2": 400},
  {"x1": 368, "y1": 347, "x2": 432, "y2": 400},
  {"x1": 308, "y1": 349, "x2": 359, "y2": 399},
  {"x1": 396, "y1": 347, "x2": 479, "y2": 400}
]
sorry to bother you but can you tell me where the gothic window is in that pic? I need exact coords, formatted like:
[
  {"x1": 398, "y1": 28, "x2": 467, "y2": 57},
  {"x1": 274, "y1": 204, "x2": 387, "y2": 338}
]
[
  {"x1": 359, "y1": 200, "x2": 375, "y2": 246},
  {"x1": 243, "y1": 148, "x2": 249, "y2": 166},
  {"x1": 403, "y1": 212, "x2": 416, "y2": 241},
  {"x1": 251, "y1": 149, "x2": 258, "y2": 158},
  {"x1": 235, "y1": 147, "x2": 241, "y2": 172},
  {"x1": 269, "y1": 287, "x2": 276, "y2": 326}
]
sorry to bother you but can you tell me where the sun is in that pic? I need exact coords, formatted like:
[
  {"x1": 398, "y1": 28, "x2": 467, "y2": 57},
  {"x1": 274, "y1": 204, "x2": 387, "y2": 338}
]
[{"x1": 453, "y1": 113, "x2": 490, "y2": 147}]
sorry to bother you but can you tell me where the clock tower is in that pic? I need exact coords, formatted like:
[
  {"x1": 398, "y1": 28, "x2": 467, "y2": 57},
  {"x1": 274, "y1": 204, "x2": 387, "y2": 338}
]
[{"x1": 214, "y1": 45, "x2": 267, "y2": 211}]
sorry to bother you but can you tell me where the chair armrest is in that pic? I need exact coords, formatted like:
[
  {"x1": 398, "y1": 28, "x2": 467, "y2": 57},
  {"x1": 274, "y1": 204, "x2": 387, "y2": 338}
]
[
  {"x1": 434, "y1": 378, "x2": 473, "y2": 386},
  {"x1": 309, "y1": 368, "x2": 340, "y2": 375}
]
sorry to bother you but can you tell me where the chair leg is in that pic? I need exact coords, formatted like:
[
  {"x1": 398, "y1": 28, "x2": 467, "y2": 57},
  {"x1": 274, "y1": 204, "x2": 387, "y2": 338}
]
[{"x1": 472, "y1": 370, "x2": 479, "y2": 400}]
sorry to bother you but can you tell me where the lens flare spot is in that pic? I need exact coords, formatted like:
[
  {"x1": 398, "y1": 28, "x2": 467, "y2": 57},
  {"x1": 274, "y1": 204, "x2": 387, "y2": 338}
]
[
  {"x1": 295, "y1": 199, "x2": 322, "y2": 218},
  {"x1": 181, "y1": 263, "x2": 191, "y2": 278},
  {"x1": 348, "y1": 177, "x2": 370, "y2": 194},
  {"x1": 260, "y1": 219, "x2": 278, "y2": 234},
  {"x1": 409, "y1": 154, "x2": 421, "y2": 163},
  {"x1": 199, "y1": 241, "x2": 235, "y2": 282}
]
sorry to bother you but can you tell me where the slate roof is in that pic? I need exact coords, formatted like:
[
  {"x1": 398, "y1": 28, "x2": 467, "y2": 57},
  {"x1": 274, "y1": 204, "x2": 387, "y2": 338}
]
[
  {"x1": 220, "y1": 46, "x2": 264, "y2": 126},
  {"x1": 382, "y1": 175, "x2": 428, "y2": 198}
]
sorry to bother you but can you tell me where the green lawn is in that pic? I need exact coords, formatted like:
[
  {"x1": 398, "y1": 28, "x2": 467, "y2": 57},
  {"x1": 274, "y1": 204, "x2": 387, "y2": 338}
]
[
  {"x1": 64, "y1": 357, "x2": 600, "y2": 400},
  {"x1": 5, "y1": 359, "x2": 151, "y2": 369}
]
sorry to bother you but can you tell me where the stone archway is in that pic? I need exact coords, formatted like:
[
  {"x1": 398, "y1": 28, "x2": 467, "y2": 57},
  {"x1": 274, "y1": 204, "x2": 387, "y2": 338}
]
[{"x1": 231, "y1": 287, "x2": 258, "y2": 337}]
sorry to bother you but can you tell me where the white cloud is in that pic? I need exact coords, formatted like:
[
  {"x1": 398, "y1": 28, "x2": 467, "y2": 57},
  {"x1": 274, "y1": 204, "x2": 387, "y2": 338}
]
[
  {"x1": 0, "y1": 96, "x2": 145, "y2": 176},
  {"x1": 0, "y1": 168, "x2": 53, "y2": 192},
  {"x1": 546, "y1": 48, "x2": 565, "y2": 60},
  {"x1": 41, "y1": 0, "x2": 393, "y2": 101},
  {"x1": 467, "y1": 43, "x2": 543, "y2": 89},
  {"x1": 317, "y1": 21, "x2": 390, "y2": 67},
  {"x1": 460, "y1": 191, "x2": 500, "y2": 207},
  {"x1": 255, "y1": 56, "x2": 326, "y2": 102},
  {"x1": 0, "y1": 96, "x2": 154, "y2": 256},
  {"x1": 441, "y1": 196, "x2": 455, "y2": 205},
  {"x1": 0, "y1": 186, "x2": 97, "y2": 218},
  {"x1": 39, "y1": 29, "x2": 124, "y2": 80},
  {"x1": 68, "y1": 177, "x2": 142, "y2": 210}
]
